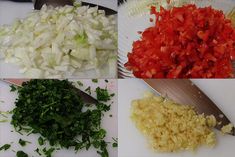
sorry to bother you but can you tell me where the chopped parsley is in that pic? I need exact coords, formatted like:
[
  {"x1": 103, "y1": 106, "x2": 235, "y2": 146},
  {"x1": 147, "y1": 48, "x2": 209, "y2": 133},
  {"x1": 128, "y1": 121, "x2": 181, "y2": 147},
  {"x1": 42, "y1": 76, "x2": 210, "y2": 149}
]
[
  {"x1": 96, "y1": 87, "x2": 115, "y2": 102},
  {"x1": 77, "y1": 81, "x2": 83, "y2": 86},
  {"x1": 112, "y1": 138, "x2": 118, "y2": 148},
  {"x1": 10, "y1": 85, "x2": 17, "y2": 92},
  {"x1": 85, "y1": 86, "x2": 91, "y2": 95},
  {"x1": 0, "y1": 144, "x2": 11, "y2": 151},
  {"x1": 16, "y1": 151, "x2": 28, "y2": 157},
  {"x1": 34, "y1": 148, "x2": 41, "y2": 156},
  {"x1": 19, "y1": 139, "x2": 30, "y2": 147},
  {"x1": 92, "y1": 79, "x2": 98, "y2": 83},
  {"x1": 42, "y1": 147, "x2": 55, "y2": 157},
  {"x1": 38, "y1": 137, "x2": 44, "y2": 146},
  {"x1": 10, "y1": 79, "x2": 113, "y2": 157}
]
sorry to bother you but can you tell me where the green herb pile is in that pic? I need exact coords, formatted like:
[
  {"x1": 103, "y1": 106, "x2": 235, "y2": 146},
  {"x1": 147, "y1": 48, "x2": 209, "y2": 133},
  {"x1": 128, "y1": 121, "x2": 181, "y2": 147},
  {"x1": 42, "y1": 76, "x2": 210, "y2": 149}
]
[{"x1": 10, "y1": 79, "x2": 114, "y2": 157}]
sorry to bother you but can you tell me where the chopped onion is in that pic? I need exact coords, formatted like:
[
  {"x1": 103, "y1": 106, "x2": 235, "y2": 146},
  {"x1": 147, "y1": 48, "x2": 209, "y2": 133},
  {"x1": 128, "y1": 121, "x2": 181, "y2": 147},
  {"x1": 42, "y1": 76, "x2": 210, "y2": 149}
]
[{"x1": 0, "y1": 3, "x2": 117, "y2": 78}]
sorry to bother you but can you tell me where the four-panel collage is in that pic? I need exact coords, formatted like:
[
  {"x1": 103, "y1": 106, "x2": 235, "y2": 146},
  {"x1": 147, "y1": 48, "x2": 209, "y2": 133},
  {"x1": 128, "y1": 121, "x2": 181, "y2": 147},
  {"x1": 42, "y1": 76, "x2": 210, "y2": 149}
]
[{"x1": 0, "y1": 0, "x2": 234, "y2": 157}]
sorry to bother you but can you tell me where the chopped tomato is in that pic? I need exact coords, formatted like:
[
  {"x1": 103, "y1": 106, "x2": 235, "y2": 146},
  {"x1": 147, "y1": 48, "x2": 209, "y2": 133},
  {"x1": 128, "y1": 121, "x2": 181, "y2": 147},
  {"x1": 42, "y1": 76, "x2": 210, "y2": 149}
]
[{"x1": 125, "y1": 4, "x2": 235, "y2": 78}]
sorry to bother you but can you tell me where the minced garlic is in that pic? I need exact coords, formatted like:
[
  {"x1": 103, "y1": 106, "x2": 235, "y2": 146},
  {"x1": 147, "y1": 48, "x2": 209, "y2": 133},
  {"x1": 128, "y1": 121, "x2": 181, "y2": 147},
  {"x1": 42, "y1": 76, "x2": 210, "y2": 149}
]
[
  {"x1": 221, "y1": 123, "x2": 234, "y2": 134},
  {"x1": 130, "y1": 92, "x2": 217, "y2": 152}
]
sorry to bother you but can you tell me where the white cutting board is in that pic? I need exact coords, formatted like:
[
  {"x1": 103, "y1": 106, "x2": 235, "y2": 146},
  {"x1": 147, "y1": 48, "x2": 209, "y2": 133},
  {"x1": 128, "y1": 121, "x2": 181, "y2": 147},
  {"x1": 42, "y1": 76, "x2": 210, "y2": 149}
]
[
  {"x1": 118, "y1": 79, "x2": 235, "y2": 157},
  {"x1": 0, "y1": 0, "x2": 117, "y2": 78},
  {"x1": 0, "y1": 79, "x2": 118, "y2": 157}
]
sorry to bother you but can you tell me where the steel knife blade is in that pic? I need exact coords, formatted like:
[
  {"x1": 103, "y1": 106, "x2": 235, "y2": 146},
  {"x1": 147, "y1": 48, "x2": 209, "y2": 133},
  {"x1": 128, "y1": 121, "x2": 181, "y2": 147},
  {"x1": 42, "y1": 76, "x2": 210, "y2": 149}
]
[
  {"x1": 81, "y1": 2, "x2": 117, "y2": 15},
  {"x1": 1, "y1": 79, "x2": 98, "y2": 105},
  {"x1": 7, "y1": 0, "x2": 117, "y2": 15},
  {"x1": 143, "y1": 79, "x2": 235, "y2": 136}
]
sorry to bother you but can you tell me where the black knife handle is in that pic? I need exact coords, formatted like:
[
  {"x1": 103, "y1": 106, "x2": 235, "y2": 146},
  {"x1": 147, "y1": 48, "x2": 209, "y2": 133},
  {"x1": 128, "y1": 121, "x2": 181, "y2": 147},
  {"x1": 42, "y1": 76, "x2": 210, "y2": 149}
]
[
  {"x1": 9, "y1": 0, "x2": 32, "y2": 2},
  {"x1": 7, "y1": 0, "x2": 117, "y2": 15}
]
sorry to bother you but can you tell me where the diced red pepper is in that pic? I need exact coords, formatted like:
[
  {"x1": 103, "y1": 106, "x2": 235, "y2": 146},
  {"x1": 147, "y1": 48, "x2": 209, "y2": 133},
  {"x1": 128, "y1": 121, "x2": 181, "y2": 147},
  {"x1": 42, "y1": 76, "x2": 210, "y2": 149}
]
[{"x1": 125, "y1": 4, "x2": 235, "y2": 78}]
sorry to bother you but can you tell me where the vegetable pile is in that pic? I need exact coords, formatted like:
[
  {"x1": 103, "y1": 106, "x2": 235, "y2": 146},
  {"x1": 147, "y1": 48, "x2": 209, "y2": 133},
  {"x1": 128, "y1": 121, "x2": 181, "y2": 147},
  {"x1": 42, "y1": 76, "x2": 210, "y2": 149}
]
[
  {"x1": 10, "y1": 79, "x2": 114, "y2": 157},
  {"x1": 0, "y1": 3, "x2": 117, "y2": 78},
  {"x1": 125, "y1": 4, "x2": 235, "y2": 78},
  {"x1": 131, "y1": 92, "x2": 217, "y2": 152}
]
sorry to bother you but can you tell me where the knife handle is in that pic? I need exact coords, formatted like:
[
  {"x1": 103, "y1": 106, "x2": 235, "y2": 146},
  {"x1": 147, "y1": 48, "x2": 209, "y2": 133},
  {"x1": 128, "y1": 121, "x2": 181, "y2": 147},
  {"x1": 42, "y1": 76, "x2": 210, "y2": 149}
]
[{"x1": 9, "y1": 0, "x2": 32, "y2": 2}]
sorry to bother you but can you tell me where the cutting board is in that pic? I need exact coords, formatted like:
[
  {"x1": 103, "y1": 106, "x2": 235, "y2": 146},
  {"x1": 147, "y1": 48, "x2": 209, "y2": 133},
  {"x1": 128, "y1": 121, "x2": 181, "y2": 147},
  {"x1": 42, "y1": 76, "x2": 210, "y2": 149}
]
[
  {"x1": 0, "y1": 0, "x2": 117, "y2": 78},
  {"x1": 118, "y1": 79, "x2": 235, "y2": 157},
  {"x1": 0, "y1": 79, "x2": 118, "y2": 157}
]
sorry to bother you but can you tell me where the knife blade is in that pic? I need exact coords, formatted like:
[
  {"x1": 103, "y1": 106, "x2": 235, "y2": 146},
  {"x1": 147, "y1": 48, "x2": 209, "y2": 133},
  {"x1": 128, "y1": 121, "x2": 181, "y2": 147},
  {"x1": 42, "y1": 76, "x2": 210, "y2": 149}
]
[
  {"x1": 143, "y1": 79, "x2": 235, "y2": 136},
  {"x1": 34, "y1": 0, "x2": 117, "y2": 15},
  {"x1": 81, "y1": 2, "x2": 117, "y2": 15},
  {"x1": 8, "y1": 0, "x2": 117, "y2": 15},
  {"x1": 1, "y1": 79, "x2": 98, "y2": 105},
  {"x1": 9, "y1": 0, "x2": 32, "y2": 2}
]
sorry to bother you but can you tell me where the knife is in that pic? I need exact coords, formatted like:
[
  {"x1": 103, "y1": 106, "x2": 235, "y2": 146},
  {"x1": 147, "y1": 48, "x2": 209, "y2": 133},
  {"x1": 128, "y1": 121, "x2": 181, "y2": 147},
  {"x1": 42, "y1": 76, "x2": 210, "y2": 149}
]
[
  {"x1": 81, "y1": 2, "x2": 117, "y2": 15},
  {"x1": 1, "y1": 79, "x2": 98, "y2": 105},
  {"x1": 143, "y1": 79, "x2": 235, "y2": 136},
  {"x1": 8, "y1": 0, "x2": 117, "y2": 15}
]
